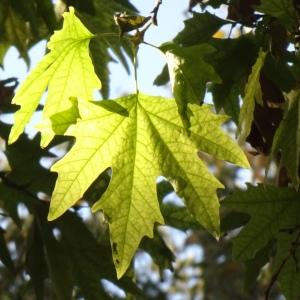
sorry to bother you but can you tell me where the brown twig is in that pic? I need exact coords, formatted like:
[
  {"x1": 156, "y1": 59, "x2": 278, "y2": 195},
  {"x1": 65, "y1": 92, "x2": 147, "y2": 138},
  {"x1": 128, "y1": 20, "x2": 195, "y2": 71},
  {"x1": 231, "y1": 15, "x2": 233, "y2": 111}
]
[
  {"x1": 265, "y1": 228, "x2": 300, "y2": 300},
  {"x1": 151, "y1": 0, "x2": 162, "y2": 26}
]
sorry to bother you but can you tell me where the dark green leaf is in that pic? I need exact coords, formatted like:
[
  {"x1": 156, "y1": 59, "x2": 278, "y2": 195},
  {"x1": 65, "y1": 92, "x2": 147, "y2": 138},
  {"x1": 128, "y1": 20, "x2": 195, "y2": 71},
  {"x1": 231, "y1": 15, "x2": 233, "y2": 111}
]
[
  {"x1": 256, "y1": 0, "x2": 298, "y2": 31},
  {"x1": 153, "y1": 64, "x2": 169, "y2": 86},
  {"x1": 244, "y1": 241, "x2": 274, "y2": 290},
  {"x1": 37, "y1": 206, "x2": 74, "y2": 300},
  {"x1": 221, "y1": 211, "x2": 250, "y2": 233},
  {"x1": 224, "y1": 184, "x2": 300, "y2": 261},
  {"x1": 209, "y1": 35, "x2": 258, "y2": 123},
  {"x1": 160, "y1": 43, "x2": 221, "y2": 126},
  {"x1": 26, "y1": 219, "x2": 48, "y2": 300},
  {"x1": 272, "y1": 89, "x2": 300, "y2": 187},
  {"x1": 162, "y1": 203, "x2": 202, "y2": 230},
  {"x1": 263, "y1": 54, "x2": 296, "y2": 93},
  {"x1": 78, "y1": 0, "x2": 137, "y2": 98},
  {"x1": 174, "y1": 12, "x2": 229, "y2": 46}
]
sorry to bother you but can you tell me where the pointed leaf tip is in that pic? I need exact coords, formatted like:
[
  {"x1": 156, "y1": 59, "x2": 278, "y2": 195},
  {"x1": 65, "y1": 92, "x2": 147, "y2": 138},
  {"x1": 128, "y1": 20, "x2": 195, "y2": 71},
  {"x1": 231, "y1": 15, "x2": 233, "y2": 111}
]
[{"x1": 9, "y1": 5, "x2": 100, "y2": 146}]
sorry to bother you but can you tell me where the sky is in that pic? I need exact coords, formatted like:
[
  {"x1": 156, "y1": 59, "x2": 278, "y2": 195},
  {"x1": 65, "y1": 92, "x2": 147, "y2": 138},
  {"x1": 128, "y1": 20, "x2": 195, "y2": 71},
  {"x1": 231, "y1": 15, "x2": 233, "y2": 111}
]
[
  {"x1": 0, "y1": 0, "x2": 190, "y2": 99},
  {"x1": 109, "y1": 0, "x2": 189, "y2": 98}
]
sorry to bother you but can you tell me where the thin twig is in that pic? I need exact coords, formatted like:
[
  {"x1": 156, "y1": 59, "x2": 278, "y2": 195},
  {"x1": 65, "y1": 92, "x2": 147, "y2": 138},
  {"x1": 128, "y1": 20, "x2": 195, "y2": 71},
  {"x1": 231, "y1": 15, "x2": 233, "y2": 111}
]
[
  {"x1": 141, "y1": 40, "x2": 160, "y2": 50},
  {"x1": 133, "y1": 46, "x2": 139, "y2": 94},
  {"x1": 151, "y1": 0, "x2": 162, "y2": 26},
  {"x1": 265, "y1": 228, "x2": 300, "y2": 300}
]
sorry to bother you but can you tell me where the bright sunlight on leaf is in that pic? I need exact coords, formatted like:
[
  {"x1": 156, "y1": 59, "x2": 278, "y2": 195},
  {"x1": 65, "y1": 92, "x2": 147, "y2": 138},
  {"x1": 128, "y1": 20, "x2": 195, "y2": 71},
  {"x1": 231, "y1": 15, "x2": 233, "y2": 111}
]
[
  {"x1": 48, "y1": 94, "x2": 249, "y2": 278},
  {"x1": 8, "y1": 7, "x2": 101, "y2": 147}
]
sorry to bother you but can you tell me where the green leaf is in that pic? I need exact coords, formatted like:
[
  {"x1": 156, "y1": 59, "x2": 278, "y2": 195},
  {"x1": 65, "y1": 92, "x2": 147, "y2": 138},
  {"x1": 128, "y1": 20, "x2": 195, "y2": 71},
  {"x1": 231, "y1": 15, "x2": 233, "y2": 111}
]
[
  {"x1": 49, "y1": 94, "x2": 249, "y2": 278},
  {"x1": 237, "y1": 48, "x2": 267, "y2": 144},
  {"x1": 4, "y1": 5, "x2": 30, "y2": 64},
  {"x1": 256, "y1": 0, "x2": 298, "y2": 31},
  {"x1": 8, "y1": 7, "x2": 101, "y2": 147},
  {"x1": 55, "y1": 211, "x2": 116, "y2": 300},
  {"x1": 0, "y1": 42, "x2": 9, "y2": 66},
  {"x1": 224, "y1": 184, "x2": 300, "y2": 261},
  {"x1": 26, "y1": 218, "x2": 48, "y2": 300},
  {"x1": 36, "y1": 97, "x2": 80, "y2": 144},
  {"x1": 244, "y1": 241, "x2": 273, "y2": 290},
  {"x1": 275, "y1": 231, "x2": 300, "y2": 300},
  {"x1": 153, "y1": 64, "x2": 169, "y2": 86},
  {"x1": 161, "y1": 43, "x2": 221, "y2": 127},
  {"x1": 78, "y1": 0, "x2": 137, "y2": 98},
  {"x1": 272, "y1": 89, "x2": 300, "y2": 187},
  {"x1": 174, "y1": 12, "x2": 228, "y2": 46},
  {"x1": 10, "y1": 0, "x2": 42, "y2": 38},
  {"x1": 0, "y1": 122, "x2": 56, "y2": 224},
  {"x1": 161, "y1": 203, "x2": 202, "y2": 230},
  {"x1": 34, "y1": 0, "x2": 57, "y2": 32},
  {"x1": 209, "y1": 35, "x2": 258, "y2": 124},
  {"x1": 272, "y1": 195, "x2": 300, "y2": 300}
]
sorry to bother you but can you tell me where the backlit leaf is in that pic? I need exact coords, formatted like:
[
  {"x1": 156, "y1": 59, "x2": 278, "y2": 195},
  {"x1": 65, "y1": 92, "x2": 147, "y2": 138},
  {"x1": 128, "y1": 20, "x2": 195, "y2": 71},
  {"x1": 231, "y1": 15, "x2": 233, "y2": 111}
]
[
  {"x1": 237, "y1": 48, "x2": 267, "y2": 144},
  {"x1": 49, "y1": 94, "x2": 249, "y2": 278},
  {"x1": 8, "y1": 7, "x2": 101, "y2": 147}
]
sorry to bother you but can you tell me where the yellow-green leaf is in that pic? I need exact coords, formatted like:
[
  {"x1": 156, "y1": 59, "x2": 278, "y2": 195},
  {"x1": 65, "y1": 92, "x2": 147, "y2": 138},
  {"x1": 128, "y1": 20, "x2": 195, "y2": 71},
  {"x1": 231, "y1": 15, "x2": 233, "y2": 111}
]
[
  {"x1": 8, "y1": 7, "x2": 101, "y2": 146},
  {"x1": 49, "y1": 94, "x2": 249, "y2": 278},
  {"x1": 237, "y1": 48, "x2": 267, "y2": 144}
]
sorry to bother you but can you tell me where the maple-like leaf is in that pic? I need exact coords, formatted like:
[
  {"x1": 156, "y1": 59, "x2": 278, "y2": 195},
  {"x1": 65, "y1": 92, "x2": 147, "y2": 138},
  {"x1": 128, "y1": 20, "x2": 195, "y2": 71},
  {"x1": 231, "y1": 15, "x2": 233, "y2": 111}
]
[
  {"x1": 224, "y1": 184, "x2": 300, "y2": 261},
  {"x1": 48, "y1": 94, "x2": 248, "y2": 278},
  {"x1": 237, "y1": 48, "x2": 267, "y2": 144},
  {"x1": 8, "y1": 7, "x2": 101, "y2": 146},
  {"x1": 225, "y1": 184, "x2": 300, "y2": 300}
]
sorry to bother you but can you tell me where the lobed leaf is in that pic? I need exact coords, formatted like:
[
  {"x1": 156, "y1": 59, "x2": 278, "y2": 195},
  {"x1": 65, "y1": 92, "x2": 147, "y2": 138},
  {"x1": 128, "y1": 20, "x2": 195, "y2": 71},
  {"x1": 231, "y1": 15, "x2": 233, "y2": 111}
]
[
  {"x1": 224, "y1": 184, "x2": 300, "y2": 261},
  {"x1": 49, "y1": 94, "x2": 248, "y2": 278},
  {"x1": 9, "y1": 7, "x2": 101, "y2": 147}
]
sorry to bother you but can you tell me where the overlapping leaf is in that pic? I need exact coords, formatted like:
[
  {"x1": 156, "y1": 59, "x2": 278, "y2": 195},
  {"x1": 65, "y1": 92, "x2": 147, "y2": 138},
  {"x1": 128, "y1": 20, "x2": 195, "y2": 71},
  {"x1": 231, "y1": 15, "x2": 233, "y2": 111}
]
[
  {"x1": 9, "y1": 7, "x2": 101, "y2": 147},
  {"x1": 237, "y1": 48, "x2": 267, "y2": 144},
  {"x1": 174, "y1": 12, "x2": 228, "y2": 46},
  {"x1": 161, "y1": 43, "x2": 221, "y2": 127},
  {"x1": 256, "y1": 0, "x2": 298, "y2": 31},
  {"x1": 272, "y1": 89, "x2": 300, "y2": 188},
  {"x1": 79, "y1": 0, "x2": 137, "y2": 98},
  {"x1": 210, "y1": 35, "x2": 258, "y2": 124},
  {"x1": 224, "y1": 184, "x2": 300, "y2": 261},
  {"x1": 48, "y1": 94, "x2": 248, "y2": 277},
  {"x1": 274, "y1": 231, "x2": 300, "y2": 300}
]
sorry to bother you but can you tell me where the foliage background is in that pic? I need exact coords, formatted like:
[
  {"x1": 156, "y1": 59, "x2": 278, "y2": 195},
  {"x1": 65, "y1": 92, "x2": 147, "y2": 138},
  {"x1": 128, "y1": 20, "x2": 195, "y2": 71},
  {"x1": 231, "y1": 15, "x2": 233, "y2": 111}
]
[{"x1": 0, "y1": 0, "x2": 299, "y2": 299}]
